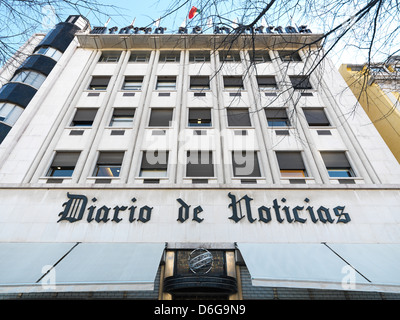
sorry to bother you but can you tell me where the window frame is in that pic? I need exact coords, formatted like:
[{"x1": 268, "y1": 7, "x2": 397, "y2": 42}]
[
  {"x1": 92, "y1": 151, "x2": 125, "y2": 178},
  {"x1": 122, "y1": 76, "x2": 144, "y2": 91},
  {"x1": 226, "y1": 108, "x2": 252, "y2": 127},
  {"x1": 186, "y1": 150, "x2": 214, "y2": 178},
  {"x1": 0, "y1": 102, "x2": 24, "y2": 126},
  {"x1": 265, "y1": 108, "x2": 291, "y2": 127},
  {"x1": 155, "y1": 76, "x2": 177, "y2": 90},
  {"x1": 276, "y1": 151, "x2": 308, "y2": 178},
  {"x1": 109, "y1": 108, "x2": 135, "y2": 127},
  {"x1": 46, "y1": 151, "x2": 81, "y2": 177},
  {"x1": 232, "y1": 151, "x2": 262, "y2": 178},
  {"x1": 139, "y1": 151, "x2": 169, "y2": 178},
  {"x1": 11, "y1": 70, "x2": 46, "y2": 89},
  {"x1": 148, "y1": 108, "x2": 174, "y2": 127},
  {"x1": 303, "y1": 108, "x2": 331, "y2": 127},
  {"x1": 87, "y1": 76, "x2": 111, "y2": 91},
  {"x1": 70, "y1": 108, "x2": 98, "y2": 127},
  {"x1": 188, "y1": 108, "x2": 212, "y2": 127}
]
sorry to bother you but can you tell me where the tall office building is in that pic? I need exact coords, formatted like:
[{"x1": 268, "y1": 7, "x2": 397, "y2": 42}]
[
  {"x1": 339, "y1": 60, "x2": 400, "y2": 164},
  {"x1": 0, "y1": 15, "x2": 399, "y2": 300}
]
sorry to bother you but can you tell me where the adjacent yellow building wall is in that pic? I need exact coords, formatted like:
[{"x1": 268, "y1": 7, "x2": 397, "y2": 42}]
[{"x1": 339, "y1": 64, "x2": 400, "y2": 163}]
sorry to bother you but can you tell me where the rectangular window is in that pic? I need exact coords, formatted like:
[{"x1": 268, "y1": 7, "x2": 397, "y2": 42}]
[
  {"x1": 265, "y1": 108, "x2": 290, "y2": 127},
  {"x1": 219, "y1": 51, "x2": 241, "y2": 62},
  {"x1": 232, "y1": 151, "x2": 261, "y2": 177},
  {"x1": 122, "y1": 76, "x2": 143, "y2": 90},
  {"x1": 189, "y1": 51, "x2": 210, "y2": 62},
  {"x1": 186, "y1": 151, "x2": 214, "y2": 177},
  {"x1": 46, "y1": 151, "x2": 80, "y2": 177},
  {"x1": 257, "y1": 76, "x2": 278, "y2": 90},
  {"x1": 70, "y1": 108, "x2": 98, "y2": 127},
  {"x1": 93, "y1": 151, "x2": 124, "y2": 177},
  {"x1": 303, "y1": 108, "x2": 330, "y2": 126},
  {"x1": 140, "y1": 151, "x2": 168, "y2": 177},
  {"x1": 34, "y1": 46, "x2": 62, "y2": 61},
  {"x1": 159, "y1": 52, "x2": 180, "y2": 63},
  {"x1": 223, "y1": 76, "x2": 244, "y2": 90},
  {"x1": 227, "y1": 108, "x2": 251, "y2": 127},
  {"x1": 276, "y1": 151, "x2": 307, "y2": 177},
  {"x1": 249, "y1": 51, "x2": 271, "y2": 63},
  {"x1": 321, "y1": 151, "x2": 354, "y2": 178},
  {"x1": 99, "y1": 51, "x2": 121, "y2": 63},
  {"x1": 190, "y1": 76, "x2": 210, "y2": 90},
  {"x1": 88, "y1": 76, "x2": 111, "y2": 90},
  {"x1": 129, "y1": 51, "x2": 151, "y2": 62},
  {"x1": 188, "y1": 108, "x2": 212, "y2": 127},
  {"x1": 279, "y1": 50, "x2": 302, "y2": 62},
  {"x1": 109, "y1": 108, "x2": 135, "y2": 127},
  {"x1": 149, "y1": 108, "x2": 173, "y2": 127},
  {"x1": 289, "y1": 76, "x2": 312, "y2": 90},
  {"x1": 156, "y1": 76, "x2": 176, "y2": 90}
]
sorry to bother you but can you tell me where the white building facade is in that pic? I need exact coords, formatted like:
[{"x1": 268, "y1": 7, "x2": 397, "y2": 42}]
[{"x1": 0, "y1": 16, "x2": 399, "y2": 299}]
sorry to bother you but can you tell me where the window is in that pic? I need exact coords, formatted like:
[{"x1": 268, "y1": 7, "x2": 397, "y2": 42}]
[
  {"x1": 186, "y1": 151, "x2": 214, "y2": 177},
  {"x1": 249, "y1": 51, "x2": 271, "y2": 63},
  {"x1": 223, "y1": 76, "x2": 244, "y2": 90},
  {"x1": 46, "y1": 151, "x2": 80, "y2": 177},
  {"x1": 276, "y1": 151, "x2": 307, "y2": 177},
  {"x1": 34, "y1": 46, "x2": 63, "y2": 61},
  {"x1": 303, "y1": 108, "x2": 330, "y2": 126},
  {"x1": 190, "y1": 76, "x2": 210, "y2": 90},
  {"x1": 122, "y1": 76, "x2": 143, "y2": 90},
  {"x1": 321, "y1": 152, "x2": 354, "y2": 178},
  {"x1": 156, "y1": 76, "x2": 176, "y2": 90},
  {"x1": 148, "y1": 108, "x2": 173, "y2": 127},
  {"x1": 70, "y1": 108, "x2": 98, "y2": 127},
  {"x1": 188, "y1": 108, "x2": 211, "y2": 127},
  {"x1": 11, "y1": 70, "x2": 46, "y2": 89},
  {"x1": 189, "y1": 51, "x2": 210, "y2": 62},
  {"x1": 232, "y1": 151, "x2": 261, "y2": 177},
  {"x1": 93, "y1": 151, "x2": 124, "y2": 177},
  {"x1": 227, "y1": 108, "x2": 251, "y2": 127},
  {"x1": 289, "y1": 76, "x2": 312, "y2": 90},
  {"x1": 279, "y1": 50, "x2": 302, "y2": 62},
  {"x1": 88, "y1": 76, "x2": 111, "y2": 90},
  {"x1": 257, "y1": 76, "x2": 278, "y2": 90},
  {"x1": 109, "y1": 108, "x2": 135, "y2": 127},
  {"x1": 0, "y1": 103, "x2": 24, "y2": 126},
  {"x1": 159, "y1": 52, "x2": 180, "y2": 63},
  {"x1": 99, "y1": 51, "x2": 121, "y2": 63},
  {"x1": 265, "y1": 108, "x2": 290, "y2": 127},
  {"x1": 129, "y1": 52, "x2": 151, "y2": 62},
  {"x1": 219, "y1": 51, "x2": 241, "y2": 62},
  {"x1": 140, "y1": 151, "x2": 168, "y2": 177}
]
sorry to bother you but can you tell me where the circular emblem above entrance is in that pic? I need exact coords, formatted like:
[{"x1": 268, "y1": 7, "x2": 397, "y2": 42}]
[{"x1": 188, "y1": 248, "x2": 213, "y2": 275}]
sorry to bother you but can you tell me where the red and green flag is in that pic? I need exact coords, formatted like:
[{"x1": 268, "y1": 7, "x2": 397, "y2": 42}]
[{"x1": 188, "y1": 6, "x2": 200, "y2": 19}]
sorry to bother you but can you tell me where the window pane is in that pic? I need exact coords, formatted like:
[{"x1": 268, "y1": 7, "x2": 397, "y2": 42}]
[
  {"x1": 122, "y1": 76, "x2": 143, "y2": 90},
  {"x1": 223, "y1": 76, "x2": 244, "y2": 89},
  {"x1": 159, "y1": 52, "x2": 180, "y2": 62},
  {"x1": 303, "y1": 108, "x2": 330, "y2": 126},
  {"x1": 327, "y1": 169, "x2": 352, "y2": 178},
  {"x1": 88, "y1": 76, "x2": 111, "y2": 90},
  {"x1": 156, "y1": 76, "x2": 176, "y2": 90},
  {"x1": 190, "y1": 76, "x2": 210, "y2": 90},
  {"x1": 227, "y1": 108, "x2": 251, "y2": 126},
  {"x1": 149, "y1": 108, "x2": 173, "y2": 127},
  {"x1": 109, "y1": 108, "x2": 135, "y2": 127},
  {"x1": 188, "y1": 108, "x2": 212, "y2": 127},
  {"x1": 71, "y1": 108, "x2": 98, "y2": 126},
  {"x1": 129, "y1": 52, "x2": 151, "y2": 62},
  {"x1": 47, "y1": 152, "x2": 80, "y2": 177},
  {"x1": 289, "y1": 76, "x2": 312, "y2": 90},
  {"x1": 279, "y1": 51, "x2": 302, "y2": 62},
  {"x1": 186, "y1": 151, "x2": 214, "y2": 177},
  {"x1": 189, "y1": 51, "x2": 210, "y2": 62},
  {"x1": 276, "y1": 152, "x2": 306, "y2": 170},
  {"x1": 99, "y1": 51, "x2": 121, "y2": 62},
  {"x1": 265, "y1": 108, "x2": 290, "y2": 127},
  {"x1": 140, "y1": 151, "x2": 168, "y2": 177},
  {"x1": 220, "y1": 51, "x2": 241, "y2": 62},
  {"x1": 257, "y1": 76, "x2": 277, "y2": 89},
  {"x1": 232, "y1": 151, "x2": 261, "y2": 177},
  {"x1": 93, "y1": 152, "x2": 124, "y2": 177}
]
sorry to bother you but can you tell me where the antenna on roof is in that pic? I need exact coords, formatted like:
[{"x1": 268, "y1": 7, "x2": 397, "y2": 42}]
[{"x1": 104, "y1": 17, "x2": 111, "y2": 27}]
